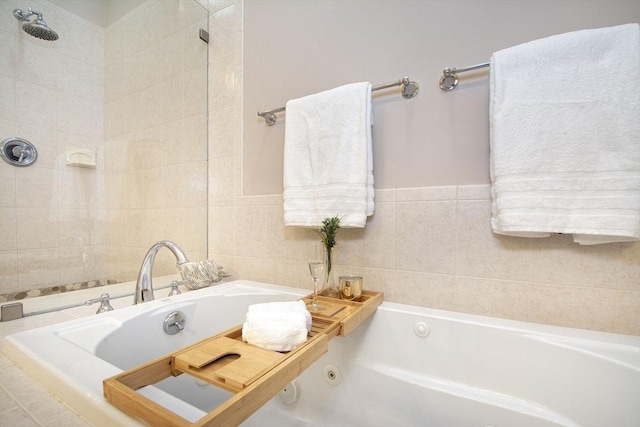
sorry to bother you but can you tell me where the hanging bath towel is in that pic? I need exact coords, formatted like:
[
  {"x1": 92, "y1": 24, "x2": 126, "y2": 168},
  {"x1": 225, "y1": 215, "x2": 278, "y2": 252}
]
[
  {"x1": 490, "y1": 23, "x2": 640, "y2": 245},
  {"x1": 283, "y1": 82, "x2": 374, "y2": 228}
]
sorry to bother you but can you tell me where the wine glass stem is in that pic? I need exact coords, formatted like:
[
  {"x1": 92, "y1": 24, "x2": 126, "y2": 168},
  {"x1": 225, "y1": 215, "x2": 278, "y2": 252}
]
[{"x1": 312, "y1": 278, "x2": 318, "y2": 305}]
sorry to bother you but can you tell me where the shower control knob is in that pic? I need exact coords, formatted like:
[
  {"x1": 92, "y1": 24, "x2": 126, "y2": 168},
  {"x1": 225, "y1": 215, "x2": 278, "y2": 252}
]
[{"x1": 1, "y1": 137, "x2": 38, "y2": 167}]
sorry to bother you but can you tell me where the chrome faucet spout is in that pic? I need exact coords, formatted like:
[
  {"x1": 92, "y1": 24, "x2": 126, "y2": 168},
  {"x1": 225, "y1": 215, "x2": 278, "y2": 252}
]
[{"x1": 134, "y1": 240, "x2": 189, "y2": 304}]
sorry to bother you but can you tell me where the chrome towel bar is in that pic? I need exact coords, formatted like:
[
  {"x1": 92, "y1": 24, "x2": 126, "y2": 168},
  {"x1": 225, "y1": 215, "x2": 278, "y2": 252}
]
[
  {"x1": 439, "y1": 62, "x2": 490, "y2": 91},
  {"x1": 257, "y1": 77, "x2": 419, "y2": 126}
]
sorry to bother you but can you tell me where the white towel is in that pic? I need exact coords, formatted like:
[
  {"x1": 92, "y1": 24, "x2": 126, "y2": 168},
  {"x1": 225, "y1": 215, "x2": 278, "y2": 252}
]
[
  {"x1": 490, "y1": 23, "x2": 640, "y2": 245},
  {"x1": 242, "y1": 301, "x2": 312, "y2": 352},
  {"x1": 283, "y1": 82, "x2": 374, "y2": 228}
]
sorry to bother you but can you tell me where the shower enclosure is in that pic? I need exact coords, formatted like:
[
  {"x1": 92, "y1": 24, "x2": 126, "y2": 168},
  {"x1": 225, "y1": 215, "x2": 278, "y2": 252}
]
[{"x1": 0, "y1": 0, "x2": 209, "y2": 302}]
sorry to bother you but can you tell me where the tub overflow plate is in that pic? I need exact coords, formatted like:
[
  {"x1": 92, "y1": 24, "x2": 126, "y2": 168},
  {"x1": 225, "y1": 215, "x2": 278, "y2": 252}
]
[{"x1": 163, "y1": 311, "x2": 186, "y2": 335}]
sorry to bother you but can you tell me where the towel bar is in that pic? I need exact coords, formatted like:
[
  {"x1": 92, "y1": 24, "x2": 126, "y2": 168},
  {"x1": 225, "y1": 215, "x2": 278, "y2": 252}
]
[
  {"x1": 257, "y1": 77, "x2": 419, "y2": 126},
  {"x1": 439, "y1": 62, "x2": 490, "y2": 91}
]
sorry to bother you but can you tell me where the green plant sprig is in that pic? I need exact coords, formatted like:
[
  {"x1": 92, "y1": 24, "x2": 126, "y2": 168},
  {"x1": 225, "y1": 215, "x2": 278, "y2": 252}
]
[{"x1": 316, "y1": 216, "x2": 341, "y2": 250}]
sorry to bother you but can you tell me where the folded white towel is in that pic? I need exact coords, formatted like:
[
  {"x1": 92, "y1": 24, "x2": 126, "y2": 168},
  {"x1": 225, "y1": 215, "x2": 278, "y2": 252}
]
[
  {"x1": 283, "y1": 82, "x2": 374, "y2": 228},
  {"x1": 242, "y1": 301, "x2": 312, "y2": 352},
  {"x1": 247, "y1": 300, "x2": 312, "y2": 331},
  {"x1": 490, "y1": 23, "x2": 640, "y2": 245}
]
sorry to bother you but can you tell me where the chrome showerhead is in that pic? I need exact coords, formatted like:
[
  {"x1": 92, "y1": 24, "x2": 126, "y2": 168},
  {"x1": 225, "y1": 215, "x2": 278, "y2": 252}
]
[{"x1": 13, "y1": 7, "x2": 58, "y2": 41}]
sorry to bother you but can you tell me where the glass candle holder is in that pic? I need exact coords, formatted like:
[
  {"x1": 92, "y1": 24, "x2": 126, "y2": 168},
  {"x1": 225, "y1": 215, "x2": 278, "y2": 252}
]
[{"x1": 339, "y1": 276, "x2": 363, "y2": 300}]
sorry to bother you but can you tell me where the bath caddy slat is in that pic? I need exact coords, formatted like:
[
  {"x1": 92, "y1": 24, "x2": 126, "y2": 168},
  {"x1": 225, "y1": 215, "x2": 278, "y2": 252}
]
[{"x1": 103, "y1": 290, "x2": 383, "y2": 427}]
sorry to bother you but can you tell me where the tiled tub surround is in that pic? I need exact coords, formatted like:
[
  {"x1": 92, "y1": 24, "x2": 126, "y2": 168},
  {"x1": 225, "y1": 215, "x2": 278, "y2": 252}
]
[
  {"x1": 3, "y1": 279, "x2": 639, "y2": 426},
  {"x1": 0, "y1": 278, "x2": 118, "y2": 304},
  {"x1": 210, "y1": 185, "x2": 640, "y2": 336}
]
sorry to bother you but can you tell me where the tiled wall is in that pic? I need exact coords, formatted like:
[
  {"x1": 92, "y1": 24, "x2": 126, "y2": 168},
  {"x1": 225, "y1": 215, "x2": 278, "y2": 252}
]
[
  {"x1": 206, "y1": 0, "x2": 639, "y2": 335},
  {"x1": 1, "y1": 0, "x2": 210, "y2": 293},
  {"x1": 0, "y1": 0, "x2": 105, "y2": 294},
  {"x1": 102, "y1": 0, "x2": 209, "y2": 282}
]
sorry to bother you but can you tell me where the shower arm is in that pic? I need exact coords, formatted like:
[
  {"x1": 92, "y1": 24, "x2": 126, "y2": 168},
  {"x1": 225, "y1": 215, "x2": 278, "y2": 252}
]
[{"x1": 13, "y1": 7, "x2": 43, "y2": 22}]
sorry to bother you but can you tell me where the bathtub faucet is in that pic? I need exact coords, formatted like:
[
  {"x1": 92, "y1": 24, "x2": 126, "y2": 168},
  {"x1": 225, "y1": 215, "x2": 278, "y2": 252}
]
[{"x1": 134, "y1": 240, "x2": 190, "y2": 304}]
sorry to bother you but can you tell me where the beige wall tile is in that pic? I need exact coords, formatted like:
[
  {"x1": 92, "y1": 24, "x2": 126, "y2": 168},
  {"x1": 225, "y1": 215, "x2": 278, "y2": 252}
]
[
  {"x1": 0, "y1": 251, "x2": 19, "y2": 293},
  {"x1": 142, "y1": 83, "x2": 163, "y2": 130},
  {"x1": 0, "y1": 75, "x2": 15, "y2": 122},
  {"x1": 182, "y1": 207, "x2": 207, "y2": 254},
  {"x1": 397, "y1": 186, "x2": 457, "y2": 202},
  {"x1": 208, "y1": 207, "x2": 235, "y2": 256},
  {"x1": 15, "y1": 167, "x2": 58, "y2": 209},
  {"x1": 0, "y1": 31, "x2": 17, "y2": 79},
  {"x1": 528, "y1": 283, "x2": 619, "y2": 333},
  {"x1": 530, "y1": 234, "x2": 640, "y2": 290},
  {"x1": 267, "y1": 259, "x2": 309, "y2": 289},
  {"x1": 339, "y1": 202, "x2": 396, "y2": 270},
  {"x1": 58, "y1": 209, "x2": 94, "y2": 248},
  {"x1": 182, "y1": 114, "x2": 208, "y2": 161},
  {"x1": 162, "y1": 32, "x2": 184, "y2": 81},
  {"x1": 16, "y1": 208, "x2": 59, "y2": 250},
  {"x1": 59, "y1": 246, "x2": 96, "y2": 284},
  {"x1": 0, "y1": 207, "x2": 17, "y2": 251},
  {"x1": 233, "y1": 256, "x2": 270, "y2": 283},
  {"x1": 209, "y1": 157, "x2": 235, "y2": 207},
  {"x1": 264, "y1": 205, "x2": 315, "y2": 262},
  {"x1": 17, "y1": 248, "x2": 60, "y2": 290},
  {"x1": 455, "y1": 200, "x2": 531, "y2": 282},
  {"x1": 614, "y1": 290, "x2": 640, "y2": 336},
  {"x1": 396, "y1": 200, "x2": 457, "y2": 274},
  {"x1": 159, "y1": 164, "x2": 183, "y2": 208},
  {"x1": 162, "y1": 75, "x2": 185, "y2": 123},
  {"x1": 16, "y1": 38, "x2": 58, "y2": 91},
  {"x1": 184, "y1": 67, "x2": 208, "y2": 117},
  {"x1": 0, "y1": 163, "x2": 16, "y2": 208},
  {"x1": 235, "y1": 205, "x2": 266, "y2": 258},
  {"x1": 395, "y1": 271, "x2": 457, "y2": 310},
  {"x1": 209, "y1": 107, "x2": 235, "y2": 159},
  {"x1": 57, "y1": 168, "x2": 97, "y2": 210},
  {"x1": 161, "y1": 119, "x2": 184, "y2": 166},
  {"x1": 453, "y1": 277, "x2": 529, "y2": 322}
]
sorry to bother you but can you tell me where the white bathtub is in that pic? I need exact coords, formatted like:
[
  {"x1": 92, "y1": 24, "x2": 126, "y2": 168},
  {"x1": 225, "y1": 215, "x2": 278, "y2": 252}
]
[{"x1": 4, "y1": 280, "x2": 639, "y2": 427}]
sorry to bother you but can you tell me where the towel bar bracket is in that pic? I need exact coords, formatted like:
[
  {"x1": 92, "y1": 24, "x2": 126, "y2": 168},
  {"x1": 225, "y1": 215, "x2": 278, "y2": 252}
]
[
  {"x1": 439, "y1": 62, "x2": 490, "y2": 91},
  {"x1": 257, "y1": 77, "x2": 419, "y2": 126}
]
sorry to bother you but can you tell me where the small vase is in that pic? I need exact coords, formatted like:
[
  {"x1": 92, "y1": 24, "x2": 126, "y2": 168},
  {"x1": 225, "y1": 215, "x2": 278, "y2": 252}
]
[{"x1": 320, "y1": 245, "x2": 339, "y2": 298}]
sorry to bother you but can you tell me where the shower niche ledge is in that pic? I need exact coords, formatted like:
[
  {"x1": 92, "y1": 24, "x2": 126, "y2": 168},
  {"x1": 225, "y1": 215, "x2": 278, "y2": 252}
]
[{"x1": 103, "y1": 291, "x2": 383, "y2": 426}]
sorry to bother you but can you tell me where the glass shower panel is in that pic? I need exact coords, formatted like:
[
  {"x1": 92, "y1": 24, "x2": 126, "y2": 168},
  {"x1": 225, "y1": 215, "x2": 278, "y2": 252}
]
[{"x1": 104, "y1": 0, "x2": 209, "y2": 284}]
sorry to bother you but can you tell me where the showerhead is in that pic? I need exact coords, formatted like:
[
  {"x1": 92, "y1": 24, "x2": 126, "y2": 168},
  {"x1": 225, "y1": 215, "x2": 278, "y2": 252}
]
[
  {"x1": 13, "y1": 7, "x2": 58, "y2": 41},
  {"x1": 22, "y1": 18, "x2": 58, "y2": 41}
]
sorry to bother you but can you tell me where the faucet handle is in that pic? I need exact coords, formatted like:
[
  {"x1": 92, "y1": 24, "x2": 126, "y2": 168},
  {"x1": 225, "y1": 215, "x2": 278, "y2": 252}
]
[
  {"x1": 168, "y1": 280, "x2": 182, "y2": 297},
  {"x1": 85, "y1": 293, "x2": 114, "y2": 314}
]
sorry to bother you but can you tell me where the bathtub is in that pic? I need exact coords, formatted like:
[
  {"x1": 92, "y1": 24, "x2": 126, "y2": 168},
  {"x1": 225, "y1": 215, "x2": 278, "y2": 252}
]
[{"x1": 4, "y1": 280, "x2": 639, "y2": 427}]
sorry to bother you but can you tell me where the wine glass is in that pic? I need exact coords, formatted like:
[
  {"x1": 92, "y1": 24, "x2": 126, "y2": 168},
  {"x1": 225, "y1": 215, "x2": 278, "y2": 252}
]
[{"x1": 307, "y1": 261, "x2": 326, "y2": 312}]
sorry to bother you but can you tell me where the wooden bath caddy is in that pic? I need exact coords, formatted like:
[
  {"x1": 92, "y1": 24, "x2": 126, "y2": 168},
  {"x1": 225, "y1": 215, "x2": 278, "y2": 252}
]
[{"x1": 103, "y1": 290, "x2": 383, "y2": 427}]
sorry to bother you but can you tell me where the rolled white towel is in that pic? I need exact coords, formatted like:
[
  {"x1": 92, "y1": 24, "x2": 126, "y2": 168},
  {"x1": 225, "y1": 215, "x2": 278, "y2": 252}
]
[
  {"x1": 246, "y1": 300, "x2": 312, "y2": 331},
  {"x1": 242, "y1": 301, "x2": 312, "y2": 352}
]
